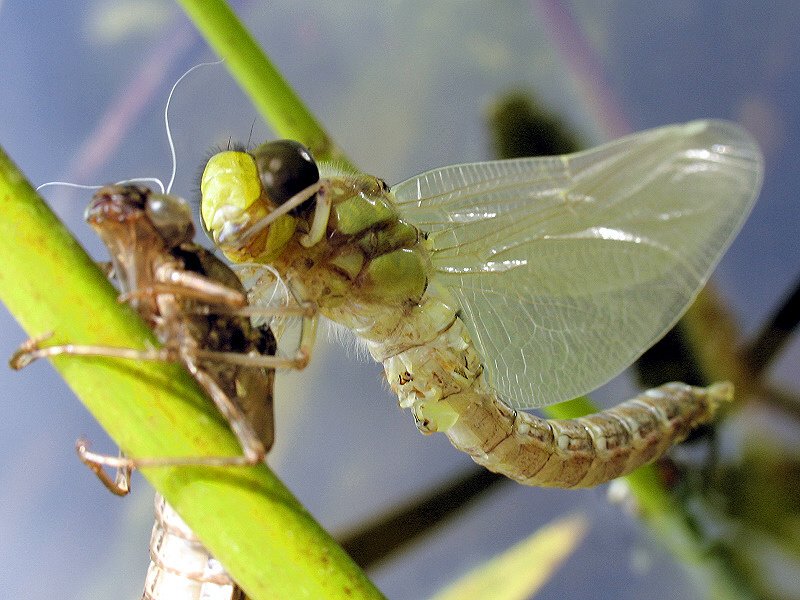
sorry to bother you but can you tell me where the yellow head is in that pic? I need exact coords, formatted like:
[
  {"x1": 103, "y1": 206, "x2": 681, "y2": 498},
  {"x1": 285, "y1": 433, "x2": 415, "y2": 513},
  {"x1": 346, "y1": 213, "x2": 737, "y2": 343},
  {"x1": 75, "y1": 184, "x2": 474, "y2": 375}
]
[{"x1": 200, "y1": 140, "x2": 320, "y2": 262}]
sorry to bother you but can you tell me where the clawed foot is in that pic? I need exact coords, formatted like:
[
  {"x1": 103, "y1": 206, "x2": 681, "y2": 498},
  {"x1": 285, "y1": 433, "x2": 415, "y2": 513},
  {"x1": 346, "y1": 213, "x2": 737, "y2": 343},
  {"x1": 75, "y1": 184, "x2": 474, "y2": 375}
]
[
  {"x1": 9, "y1": 331, "x2": 54, "y2": 370},
  {"x1": 76, "y1": 438, "x2": 132, "y2": 497}
]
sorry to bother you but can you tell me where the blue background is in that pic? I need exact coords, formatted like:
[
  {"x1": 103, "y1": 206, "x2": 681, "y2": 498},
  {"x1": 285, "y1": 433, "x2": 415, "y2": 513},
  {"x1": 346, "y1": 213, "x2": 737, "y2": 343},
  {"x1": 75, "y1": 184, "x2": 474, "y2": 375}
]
[{"x1": 0, "y1": 2, "x2": 797, "y2": 599}]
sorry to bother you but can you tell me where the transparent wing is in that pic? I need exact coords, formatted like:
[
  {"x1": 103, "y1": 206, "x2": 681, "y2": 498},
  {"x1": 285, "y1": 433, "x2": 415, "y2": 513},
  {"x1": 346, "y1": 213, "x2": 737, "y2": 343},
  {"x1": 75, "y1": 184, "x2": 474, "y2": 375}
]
[
  {"x1": 392, "y1": 120, "x2": 763, "y2": 409},
  {"x1": 233, "y1": 263, "x2": 302, "y2": 351}
]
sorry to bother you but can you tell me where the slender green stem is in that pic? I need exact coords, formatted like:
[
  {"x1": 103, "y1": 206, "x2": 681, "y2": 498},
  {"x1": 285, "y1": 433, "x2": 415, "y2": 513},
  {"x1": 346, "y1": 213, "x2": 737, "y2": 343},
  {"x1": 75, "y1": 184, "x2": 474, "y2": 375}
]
[
  {"x1": 0, "y1": 149, "x2": 385, "y2": 600},
  {"x1": 544, "y1": 395, "x2": 597, "y2": 419},
  {"x1": 550, "y1": 399, "x2": 750, "y2": 596},
  {"x1": 625, "y1": 466, "x2": 752, "y2": 599},
  {"x1": 175, "y1": 0, "x2": 351, "y2": 167}
]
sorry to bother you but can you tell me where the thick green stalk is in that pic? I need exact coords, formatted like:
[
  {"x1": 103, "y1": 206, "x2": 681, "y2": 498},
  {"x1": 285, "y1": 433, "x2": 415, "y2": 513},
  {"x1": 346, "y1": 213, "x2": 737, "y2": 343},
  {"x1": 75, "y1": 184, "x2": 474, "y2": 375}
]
[{"x1": 0, "y1": 149, "x2": 385, "y2": 600}]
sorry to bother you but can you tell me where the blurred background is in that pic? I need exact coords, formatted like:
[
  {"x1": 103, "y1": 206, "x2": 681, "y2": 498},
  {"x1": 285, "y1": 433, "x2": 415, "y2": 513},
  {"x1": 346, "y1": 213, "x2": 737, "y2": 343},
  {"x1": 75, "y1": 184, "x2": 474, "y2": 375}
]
[{"x1": 0, "y1": 1, "x2": 798, "y2": 599}]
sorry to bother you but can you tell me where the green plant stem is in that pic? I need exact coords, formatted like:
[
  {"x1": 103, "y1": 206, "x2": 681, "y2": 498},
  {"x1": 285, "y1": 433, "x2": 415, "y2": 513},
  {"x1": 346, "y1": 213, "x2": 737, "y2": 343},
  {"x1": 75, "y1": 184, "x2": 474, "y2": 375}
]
[
  {"x1": 544, "y1": 395, "x2": 597, "y2": 419},
  {"x1": 0, "y1": 149, "x2": 385, "y2": 600},
  {"x1": 625, "y1": 467, "x2": 752, "y2": 599},
  {"x1": 175, "y1": 0, "x2": 351, "y2": 167}
]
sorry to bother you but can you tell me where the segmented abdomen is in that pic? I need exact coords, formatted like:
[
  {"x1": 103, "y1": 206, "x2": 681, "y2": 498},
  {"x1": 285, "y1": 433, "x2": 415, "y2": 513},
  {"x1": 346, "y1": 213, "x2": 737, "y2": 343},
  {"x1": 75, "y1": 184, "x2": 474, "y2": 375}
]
[
  {"x1": 375, "y1": 300, "x2": 731, "y2": 488},
  {"x1": 443, "y1": 380, "x2": 731, "y2": 487},
  {"x1": 142, "y1": 494, "x2": 245, "y2": 600}
]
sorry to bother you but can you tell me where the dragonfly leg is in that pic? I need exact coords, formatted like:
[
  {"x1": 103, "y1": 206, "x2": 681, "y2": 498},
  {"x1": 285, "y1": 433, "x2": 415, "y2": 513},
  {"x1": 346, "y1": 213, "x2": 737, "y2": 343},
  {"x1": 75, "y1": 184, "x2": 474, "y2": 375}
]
[
  {"x1": 9, "y1": 333, "x2": 172, "y2": 370},
  {"x1": 299, "y1": 185, "x2": 333, "y2": 247},
  {"x1": 183, "y1": 354, "x2": 271, "y2": 463},
  {"x1": 12, "y1": 335, "x2": 269, "y2": 477},
  {"x1": 76, "y1": 440, "x2": 132, "y2": 496},
  {"x1": 13, "y1": 332, "x2": 274, "y2": 469},
  {"x1": 77, "y1": 437, "x2": 265, "y2": 477},
  {"x1": 75, "y1": 353, "x2": 274, "y2": 476},
  {"x1": 292, "y1": 303, "x2": 318, "y2": 369},
  {"x1": 72, "y1": 347, "x2": 272, "y2": 482},
  {"x1": 119, "y1": 265, "x2": 247, "y2": 308},
  {"x1": 192, "y1": 302, "x2": 318, "y2": 371},
  {"x1": 206, "y1": 301, "x2": 316, "y2": 320}
]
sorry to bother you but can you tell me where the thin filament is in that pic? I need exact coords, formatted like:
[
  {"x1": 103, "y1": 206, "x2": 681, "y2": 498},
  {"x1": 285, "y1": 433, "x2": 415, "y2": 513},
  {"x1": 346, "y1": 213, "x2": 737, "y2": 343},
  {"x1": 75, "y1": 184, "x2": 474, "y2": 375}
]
[{"x1": 164, "y1": 59, "x2": 223, "y2": 194}]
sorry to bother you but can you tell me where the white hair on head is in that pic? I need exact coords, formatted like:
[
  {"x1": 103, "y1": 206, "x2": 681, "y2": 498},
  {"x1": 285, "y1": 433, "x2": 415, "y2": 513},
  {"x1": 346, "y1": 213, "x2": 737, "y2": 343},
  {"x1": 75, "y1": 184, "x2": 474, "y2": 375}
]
[
  {"x1": 36, "y1": 181, "x2": 103, "y2": 192},
  {"x1": 118, "y1": 177, "x2": 166, "y2": 193},
  {"x1": 163, "y1": 59, "x2": 223, "y2": 194},
  {"x1": 37, "y1": 177, "x2": 166, "y2": 195},
  {"x1": 38, "y1": 60, "x2": 223, "y2": 198}
]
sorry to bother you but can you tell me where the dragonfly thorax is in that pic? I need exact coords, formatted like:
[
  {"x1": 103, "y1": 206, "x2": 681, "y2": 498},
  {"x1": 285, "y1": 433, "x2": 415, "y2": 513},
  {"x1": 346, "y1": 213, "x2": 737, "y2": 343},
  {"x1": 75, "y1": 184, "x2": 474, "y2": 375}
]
[
  {"x1": 271, "y1": 175, "x2": 432, "y2": 333},
  {"x1": 201, "y1": 148, "x2": 433, "y2": 339}
]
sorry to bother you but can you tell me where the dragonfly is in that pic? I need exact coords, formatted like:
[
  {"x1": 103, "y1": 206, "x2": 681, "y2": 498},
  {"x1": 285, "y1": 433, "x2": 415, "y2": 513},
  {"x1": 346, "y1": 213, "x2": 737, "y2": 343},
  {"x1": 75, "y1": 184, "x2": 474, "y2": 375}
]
[
  {"x1": 10, "y1": 184, "x2": 304, "y2": 599},
  {"x1": 200, "y1": 119, "x2": 764, "y2": 488}
]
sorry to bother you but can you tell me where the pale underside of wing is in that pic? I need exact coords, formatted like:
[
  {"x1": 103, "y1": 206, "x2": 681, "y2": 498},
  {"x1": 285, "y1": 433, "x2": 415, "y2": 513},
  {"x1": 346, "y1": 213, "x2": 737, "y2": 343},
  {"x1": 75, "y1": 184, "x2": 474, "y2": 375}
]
[
  {"x1": 391, "y1": 120, "x2": 763, "y2": 410},
  {"x1": 233, "y1": 263, "x2": 299, "y2": 347}
]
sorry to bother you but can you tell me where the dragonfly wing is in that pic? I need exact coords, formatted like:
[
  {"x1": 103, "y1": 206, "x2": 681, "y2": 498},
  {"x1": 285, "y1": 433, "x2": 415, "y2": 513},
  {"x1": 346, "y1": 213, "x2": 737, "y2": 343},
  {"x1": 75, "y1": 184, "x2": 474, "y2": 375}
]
[
  {"x1": 233, "y1": 263, "x2": 299, "y2": 344},
  {"x1": 392, "y1": 120, "x2": 763, "y2": 409}
]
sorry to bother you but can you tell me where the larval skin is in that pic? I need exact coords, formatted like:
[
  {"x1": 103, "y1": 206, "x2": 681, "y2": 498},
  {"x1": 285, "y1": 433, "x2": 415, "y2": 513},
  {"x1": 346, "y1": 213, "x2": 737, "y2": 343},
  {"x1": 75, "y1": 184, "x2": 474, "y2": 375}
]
[{"x1": 142, "y1": 494, "x2": 247, "y2": 600}]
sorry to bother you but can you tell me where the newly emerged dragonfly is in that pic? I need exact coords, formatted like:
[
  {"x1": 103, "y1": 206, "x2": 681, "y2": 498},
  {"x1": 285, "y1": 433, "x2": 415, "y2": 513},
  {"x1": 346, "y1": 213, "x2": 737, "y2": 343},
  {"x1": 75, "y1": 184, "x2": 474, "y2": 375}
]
[
  {"x1": 10, "y1": 184, "x2": 300, "y2": 599},
  {"x1": 201, "y1": 120, "x2": 763, "y2": 487}
]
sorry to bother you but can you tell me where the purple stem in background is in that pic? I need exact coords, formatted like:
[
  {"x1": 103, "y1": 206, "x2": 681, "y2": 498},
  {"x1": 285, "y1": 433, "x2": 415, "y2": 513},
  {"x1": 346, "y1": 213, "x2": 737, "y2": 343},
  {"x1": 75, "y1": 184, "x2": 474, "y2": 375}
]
[
  {"x1": 64, "y1": 22, "x2": 196, "y2": 184},
  {"x1": 532, "y1": 0, "x2": 632, "y2": 139}
]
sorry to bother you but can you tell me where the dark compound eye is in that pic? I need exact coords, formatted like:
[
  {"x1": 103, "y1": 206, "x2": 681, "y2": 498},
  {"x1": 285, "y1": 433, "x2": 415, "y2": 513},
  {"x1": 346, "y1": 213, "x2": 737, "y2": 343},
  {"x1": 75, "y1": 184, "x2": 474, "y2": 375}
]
[
  {"x1": 251, "y1": 140, "x2": 319, "y2": 214},
  {"x1": 146, "y1": 193, "x2": 194, "y2": 245}
]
